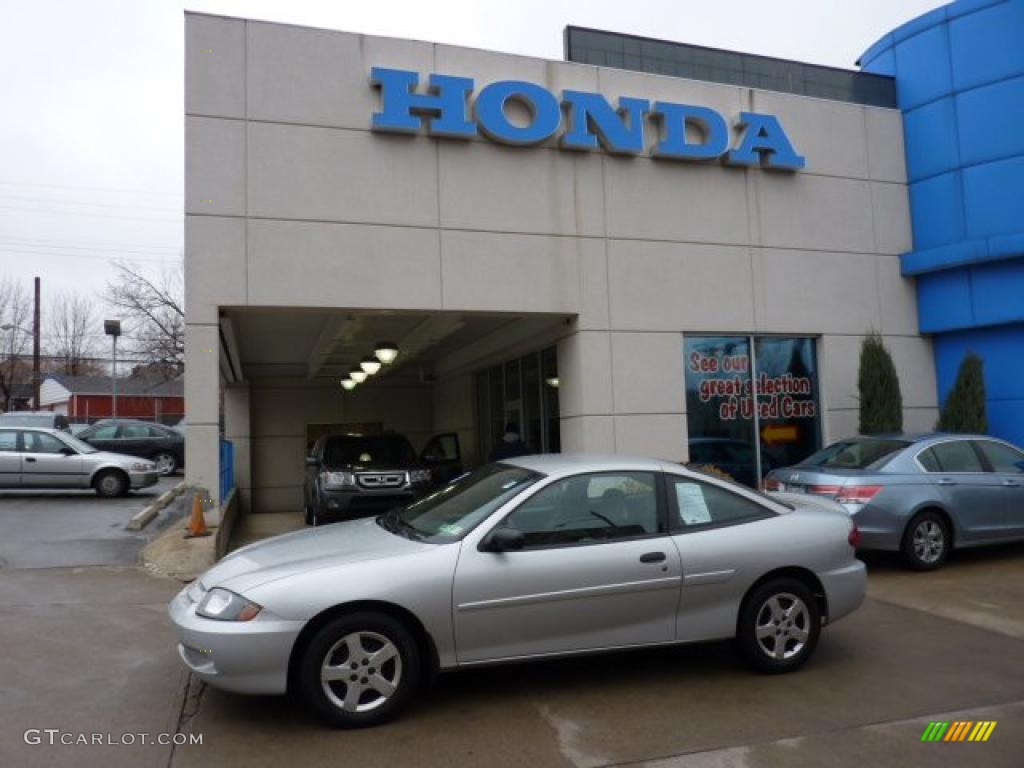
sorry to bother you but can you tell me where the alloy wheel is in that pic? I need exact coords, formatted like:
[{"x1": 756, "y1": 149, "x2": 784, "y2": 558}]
[
  {"x1": 320, "y1": 631, "x2": 402, "y2": 713},
  {"x1": 913, "y1": 520, "x2": 945, "y2": 563},
  {"x1": 754, "y1": 593, "x2": 811, "y2": 661},
  {"x1": 155, "y1": 453, "x2": 177, "y2": 475}
]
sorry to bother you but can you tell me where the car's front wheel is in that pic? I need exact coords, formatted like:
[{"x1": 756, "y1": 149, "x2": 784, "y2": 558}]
[
  {"x1": 298, "y1": 612, "x2": 420, "y2": 728},
  {"x1": 94, "y1": 470, "x2": 128, "y2": 498},
  {"x1": 738, "y1": 578, "x2": 821, "y2": 673},
  {"x1": 901, "y1": 511, "x2": 949, "y2": 571},
  {"x1": 153, "y1": 452, "x2": 178, "y2": 476}
]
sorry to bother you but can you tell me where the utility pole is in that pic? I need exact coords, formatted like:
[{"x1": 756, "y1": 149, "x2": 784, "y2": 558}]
[{"x1": 32, "y1": 277, "x2": 40, "y2": 411}]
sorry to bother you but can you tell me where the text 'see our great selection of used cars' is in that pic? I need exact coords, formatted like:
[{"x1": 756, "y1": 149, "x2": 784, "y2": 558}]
[
  {"x1": 0, "y1": 426, "x2": 159, "y2": 496},
  {"x1": 766, "y1": 434, "x2": 1024, "y2": 570},
  {"x1": 170, "y1": 454, "x2": 865, "y2": 728}
]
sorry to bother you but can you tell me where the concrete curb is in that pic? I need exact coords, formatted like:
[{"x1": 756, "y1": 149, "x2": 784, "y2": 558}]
[
  {"x1": 139, "y1": 487, "x2": 220, "y2": 583},
  {"x1": 126, "y1": 481, "x2": 190, "y2": 531}
]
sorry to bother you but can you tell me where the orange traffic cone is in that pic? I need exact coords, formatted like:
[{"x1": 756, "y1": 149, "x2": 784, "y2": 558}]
[{"x1": 184, "y1": 492, "x2": 212, "y2": 539}]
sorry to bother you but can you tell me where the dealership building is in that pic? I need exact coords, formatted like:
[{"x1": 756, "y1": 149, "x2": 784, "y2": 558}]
[{"x1": 183, "y1": 0, "x2": 1023, "y2": 515}]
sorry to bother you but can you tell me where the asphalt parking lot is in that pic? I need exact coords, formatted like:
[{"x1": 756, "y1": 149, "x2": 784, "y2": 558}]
[
  {"x1": 0, "y1": 536, "x2": 1021, "y2": 768},
  {"x1": 0, "y1": 476, "x2": 179, "y2": 568}
]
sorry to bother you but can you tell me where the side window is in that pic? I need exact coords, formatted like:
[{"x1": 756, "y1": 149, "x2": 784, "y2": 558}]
[
  {"x1": 0, "y1": 430, "x2": 17, "y2": 451},
  {"x1": 122, "y1": 425, "x2": 149, "y2": 439},
  {"x1": 502, "y1": 472, "x2": 660, "y2": 548},
  {"x1": 90, "y1": 425, "x2": 119, "y2": 439},
  {"x1": 917, "y1": 448, "x2": 941, "y2": 472},
  {"x1": 670, "y1": 477, "x2": 774, "y2": 530},
  {"x1": 24, "y1": 432, "x2": 68, "y2": 454},
  {"x1": 930, "y1": 441, "x2": 984, "y2": 473},
  {"x1": 975, "y1": 440, "x2": 1024, "y2": 474},
  {"x1": 423, "y1": 434, "x2": 459, "y2": 462}
]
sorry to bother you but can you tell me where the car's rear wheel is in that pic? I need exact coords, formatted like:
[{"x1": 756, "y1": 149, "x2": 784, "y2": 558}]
[
  {"x1": 901, "y1": 511, "x2": 949, "y2": 571},
  {"x1": 153, "y1": 452, "x2": 178, "y2": 476},
  {"x1": 738, "y1": 578, "x2": 820, "y2": 673},
  {"x1": 298, "y1": 612, "x2": 420, "y2": 728},
  {"x1": 94, "y1": 470, "x2": 128, "y2": 498}
]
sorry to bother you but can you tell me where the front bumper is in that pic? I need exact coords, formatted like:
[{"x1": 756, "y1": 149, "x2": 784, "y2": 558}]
[
  {"x1": 168, "y1": 584, "x2": 304, "y2": 695},
  {"x1": 129, "y1": 470, "x2": 160, "y2": 489},
  {"x1": 818, "y1": 560, "x2": 866, "y2": 625},
  {"x1": 315, "y1": 488, "x2": 419, "y2": 519}
]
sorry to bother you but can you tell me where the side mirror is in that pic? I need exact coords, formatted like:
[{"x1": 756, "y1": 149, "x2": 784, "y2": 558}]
[
  {"x1": 483, "y1": 527, "x2": 525, "y2": 553},
  {"x1": 60, "y1": 447, "x2": 76, "y2": 457},
  {"x1": 305, "y1": 456, "x2": 319, "y2": 467}
]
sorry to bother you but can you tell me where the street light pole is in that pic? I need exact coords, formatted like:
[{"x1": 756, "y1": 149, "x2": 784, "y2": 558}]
[{"x1": 104, "y1": 320, "x2": 122, "y2": 420}]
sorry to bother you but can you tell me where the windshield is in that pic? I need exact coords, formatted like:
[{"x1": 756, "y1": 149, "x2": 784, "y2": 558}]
[
  {"x1": 800, "y1": 438, "x2": 910, "y2": 470},
  {"x1": 324, "y1": 435, "x2": 416, "y2": 467},
  {"x1": 386, "y1": 464, "x2": 542, "y2": 544},
  {"x1": 59, "y1": 433, "x2": 99, "y2": 454}
]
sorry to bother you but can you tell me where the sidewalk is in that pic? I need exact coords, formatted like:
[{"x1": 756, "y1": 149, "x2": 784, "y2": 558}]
[{"x1": 0, "y1": 567, "x2": 190, "y2": 768}]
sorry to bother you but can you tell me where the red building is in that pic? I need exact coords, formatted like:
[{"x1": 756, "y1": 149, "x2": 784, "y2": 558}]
[{"x1": 37, "y1": 375, "x2": 184, "y2": 425}]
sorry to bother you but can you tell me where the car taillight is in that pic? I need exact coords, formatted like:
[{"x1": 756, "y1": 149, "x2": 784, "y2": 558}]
[
  {"x1": 763, "y1": 477, "x2": 782, "y2": 492},
  {"x1": 807, "y1": 484, "x2": 841, "y2": 496},
  {"x1": 848, "y1": 522, "x2": 862, "y2": 548},
  {"x1": 835, "y1": 485, "x2": 882, "y2": 505}
]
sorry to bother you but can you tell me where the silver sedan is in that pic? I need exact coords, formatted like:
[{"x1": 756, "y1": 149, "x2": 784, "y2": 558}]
[
  {"x1": 0, "y1": 426, "x2": 159, "y2": 496},
  {"x1": 765, "y1": 434, "x2": 1024, "y2": 570},
  {"x1": 168, "y1": 454, "x2": 865, "y2": 728}
]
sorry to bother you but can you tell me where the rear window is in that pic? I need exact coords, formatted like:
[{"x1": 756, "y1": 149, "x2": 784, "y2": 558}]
[
  {"x1": 801, "y1": 438, "x2": 910, "y2": 470},
  {"x1": 323, "y1": 435, "x2": 416, "y2": 467}
]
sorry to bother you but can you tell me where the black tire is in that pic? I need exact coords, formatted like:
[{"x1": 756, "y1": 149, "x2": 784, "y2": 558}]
[
  {"x1": 738, "y1": 578, "x2": 821, "y2": 674},
  {"x1": 153, "y1": 452, "x2": 179, "y2": 476},
  {"x1": 94, "y1": 470, "x2": 128, "y2": 498},
  {"x1": 304, "y1": 505, "x2": 319, "y2": 527},
  {"x1": 297, "y1": 612, "x2": 420, "y2": 728},
  {"x1": 901, "y1": 511, "x2": 950, "y2": 571}
]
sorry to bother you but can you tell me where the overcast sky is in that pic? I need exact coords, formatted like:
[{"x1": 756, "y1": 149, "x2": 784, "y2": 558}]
[{"x1": 1, "y1": 0, "x2": 945, "y2": 304}]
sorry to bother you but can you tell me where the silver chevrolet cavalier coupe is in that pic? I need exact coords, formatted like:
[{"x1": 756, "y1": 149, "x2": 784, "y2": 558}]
[{"x1": 169, "y1": 455, "x2": 865, "y2": 727}]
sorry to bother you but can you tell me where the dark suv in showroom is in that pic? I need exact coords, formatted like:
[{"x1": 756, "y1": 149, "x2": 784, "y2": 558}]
[{"x1": 303, "y1": 432, "x2": 462, "y2": 525}]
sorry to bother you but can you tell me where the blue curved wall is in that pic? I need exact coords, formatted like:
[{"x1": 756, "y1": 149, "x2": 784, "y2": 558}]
[{"x1": 861, "y1": 0, "x2": 1024, "y2": 445}]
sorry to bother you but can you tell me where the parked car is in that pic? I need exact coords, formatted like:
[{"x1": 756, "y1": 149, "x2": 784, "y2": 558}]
[
  {"x1": 169, "y1": 454, "x2": 865, "y2": 728},
  {"x1": 0, "y1": 426, "x2": 159, "y2": 496},
  {"x1": 0, "y1": 411, "x2": 70, "y2": 432},
  {"x1": 303, "y1": 432, "x2": 463, "y2": 526},
  {"x1": 765, "y1": 433, "x2": 1024, "y2": 570},
  {"x1": 77, "y1": 419, "x2": 185, "y2": 476}
]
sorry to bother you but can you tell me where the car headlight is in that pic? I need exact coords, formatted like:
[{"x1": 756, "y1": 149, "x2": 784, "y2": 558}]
[
  {"x1": 409, "y1": 469, "x2": 432, "y2": 484},
  {"x1": 320, "y1": 471, "x2": 356, "y2": 489},
  {"x1": 196, "y1": 588, "x2": 262, "y2": 621},
  {"x1": 130, "y1": 461, "x2": 155, "y2": 472}
]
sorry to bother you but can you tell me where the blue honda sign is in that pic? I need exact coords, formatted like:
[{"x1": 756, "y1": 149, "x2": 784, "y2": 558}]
[{"x1": 370, "y1": 67, "x2": 805, "y2": 171}]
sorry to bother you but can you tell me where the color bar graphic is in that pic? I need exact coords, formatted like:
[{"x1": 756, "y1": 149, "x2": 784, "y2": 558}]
[{"x1": 921, "y1": 720, "x2": 996, "y2": 742}]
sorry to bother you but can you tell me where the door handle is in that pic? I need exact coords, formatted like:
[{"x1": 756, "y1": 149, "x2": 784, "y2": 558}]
[
  {"x1": 25, "y1": 457, "x2": 37, "y2": 463},
  {"x1": 639, "y1": 551, "x2": 666, "y2": 564},
  {"x1": 936, "y1": 478, "x2": 956, "y2": 486},
  {"x1": 1004, "y1": 480, "x2": 1021, "y2": 487}
]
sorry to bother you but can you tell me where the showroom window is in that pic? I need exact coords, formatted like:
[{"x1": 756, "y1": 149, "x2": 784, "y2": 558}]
[
  {"x1": 684, "y1": 336, "x2": 821, "y2": 488},
  {"x1": 475, "y1": 347, "x2": 560, "y2": 462}
]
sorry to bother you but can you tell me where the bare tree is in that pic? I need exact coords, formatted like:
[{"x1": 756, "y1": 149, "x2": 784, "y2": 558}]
[
  {"x1": 104, "y1": 261, "x2": 185, "y2": 380},
  {"x1": 47, "y1": 291, "x2": 100, "y2": 375},
  {"x1": 0, "y1": 277, "x2": 32, "y2": 412}
]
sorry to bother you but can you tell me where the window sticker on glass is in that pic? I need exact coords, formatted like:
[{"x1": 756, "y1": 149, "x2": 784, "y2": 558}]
[{"x1": 676, "y1": 483, "x2": 712, "y2": 526}]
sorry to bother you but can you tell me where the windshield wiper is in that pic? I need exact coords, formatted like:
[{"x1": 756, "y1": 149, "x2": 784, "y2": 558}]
[{"x1": 377, "y1": 508, "x2": 421, "y2": 540}]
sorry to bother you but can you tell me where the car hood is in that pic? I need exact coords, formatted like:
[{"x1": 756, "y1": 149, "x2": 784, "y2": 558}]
[
  {"x1": 199, "y1": 516, "x2": 430, "y2": 594},
  {"x1": 85, "y1": 450, "x2": 154, "y2": 466}
]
